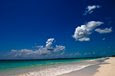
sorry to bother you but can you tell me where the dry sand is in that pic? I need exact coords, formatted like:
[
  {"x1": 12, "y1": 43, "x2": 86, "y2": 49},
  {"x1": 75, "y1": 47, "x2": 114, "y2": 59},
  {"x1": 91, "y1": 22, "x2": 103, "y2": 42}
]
[
  {"x1": 59, "y1": 57, "x2": 115, "y2": 76},
  {"x1": 94, "y1": 57, "x2": 115, "y2": 76}
]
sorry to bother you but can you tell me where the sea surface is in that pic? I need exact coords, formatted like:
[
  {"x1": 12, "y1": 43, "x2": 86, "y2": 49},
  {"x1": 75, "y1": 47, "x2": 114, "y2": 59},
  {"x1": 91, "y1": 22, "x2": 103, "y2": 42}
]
[{"x1": 0, "y1": 58, "x2": 103, "y2": 76}]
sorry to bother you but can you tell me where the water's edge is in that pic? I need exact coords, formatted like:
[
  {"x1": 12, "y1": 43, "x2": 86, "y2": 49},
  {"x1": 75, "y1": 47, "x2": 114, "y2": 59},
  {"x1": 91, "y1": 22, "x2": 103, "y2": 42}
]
[{"x1": 0, "y1": 58, "x2": 107, "y2": 76}]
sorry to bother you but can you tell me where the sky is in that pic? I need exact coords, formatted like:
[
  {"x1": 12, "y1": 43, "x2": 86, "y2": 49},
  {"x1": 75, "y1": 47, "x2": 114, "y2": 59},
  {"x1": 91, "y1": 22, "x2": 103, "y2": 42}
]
[{"x1": 0, "y1": 0, "x2": 115, "y2": 59}]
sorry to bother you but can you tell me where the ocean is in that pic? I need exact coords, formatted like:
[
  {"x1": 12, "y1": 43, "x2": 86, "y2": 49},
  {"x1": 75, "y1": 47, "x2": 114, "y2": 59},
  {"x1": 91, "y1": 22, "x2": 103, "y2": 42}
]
[{"x1": 0, "y1": 58, "x2": 104, "y2": 76}]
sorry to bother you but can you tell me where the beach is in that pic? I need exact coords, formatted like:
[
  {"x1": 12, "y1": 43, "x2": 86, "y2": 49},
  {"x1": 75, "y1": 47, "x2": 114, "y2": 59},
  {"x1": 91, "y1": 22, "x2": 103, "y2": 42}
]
[
  {"x1": 13, "y1": 59, "x2": 98, "y2": 76},
  {"x1": 59, "y1": 57, "x2": 115, "y2": 76},
  {"x1": 0, "y1": 57, "x2": 114, "y2": 76},
  {"x1": 94, "y1": 57, "x2": 115, "y2": 76}
]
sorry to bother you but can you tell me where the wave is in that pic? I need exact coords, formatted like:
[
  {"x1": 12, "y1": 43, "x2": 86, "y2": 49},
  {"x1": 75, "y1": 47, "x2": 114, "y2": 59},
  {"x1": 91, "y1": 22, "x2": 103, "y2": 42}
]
[{"x1": 16, "y1": 63, "x2": 92, "y2": 76}]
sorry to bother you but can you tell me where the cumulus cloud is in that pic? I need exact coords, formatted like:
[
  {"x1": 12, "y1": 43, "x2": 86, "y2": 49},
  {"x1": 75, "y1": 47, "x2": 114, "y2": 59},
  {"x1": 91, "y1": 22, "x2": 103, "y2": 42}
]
[
  {"x1": 10, "y1": 38, "x2": 65, "y2": 58},
  {"x1": 84, "y1": 5, "x2": 101, "y2": 15},
  {"x1": 72, "y1": 21, "x2": 103, "y2": 41},
  {"x1": 45, "y1": 38, "x2": 54, "y2": 49},
  {"x1": 95, "y1": 27, "x2": 112, "y2": 34}
]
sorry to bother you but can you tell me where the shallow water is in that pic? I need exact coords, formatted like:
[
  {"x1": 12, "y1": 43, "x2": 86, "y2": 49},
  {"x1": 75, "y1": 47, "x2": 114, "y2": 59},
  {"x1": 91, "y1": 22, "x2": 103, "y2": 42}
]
[
  {"x1": 0, "y1": 58, "x2": 90, "y2": 71},
  {"x1": 0, "y1": 58, "x2": 101, "y2": 76}
]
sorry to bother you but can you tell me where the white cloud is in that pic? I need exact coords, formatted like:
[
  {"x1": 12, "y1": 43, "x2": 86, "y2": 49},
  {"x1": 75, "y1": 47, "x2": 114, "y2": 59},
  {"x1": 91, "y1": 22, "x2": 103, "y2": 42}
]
[
  {"x1": 45, "y1": 38, "x2": 54, "y2": 49},
  {"x1": 72, "y1": 21, "x2": 103, "y2": 41},
  {"x1": 95, "y1": 27, "x2": 112, "y2": 34},
  {"x1": 78, "y1": 37, "x2": 90, "y2": 41},
  {"x1": 84, "y1": 5, "x2": 100, "y2": 15},
  {"x1": 54, "y1": 45, "x2": 65, "y2": 52},
  {"x1": 10, "y1": 38, "x2": 65, "y2": 58}
]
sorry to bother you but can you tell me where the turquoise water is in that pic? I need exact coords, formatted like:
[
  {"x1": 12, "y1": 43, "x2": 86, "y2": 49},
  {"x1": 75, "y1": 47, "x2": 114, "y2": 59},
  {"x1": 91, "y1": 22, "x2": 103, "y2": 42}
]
[{"x1": 0, "y1": 58, "x2": 97, "y2": 72}]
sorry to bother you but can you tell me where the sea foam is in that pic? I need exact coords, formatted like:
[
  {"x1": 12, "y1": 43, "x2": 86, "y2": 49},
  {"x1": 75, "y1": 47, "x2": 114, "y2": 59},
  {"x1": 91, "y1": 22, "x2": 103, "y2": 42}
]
[{"x1": 16, "y1": 63, "x2": 92, "y2": 76}]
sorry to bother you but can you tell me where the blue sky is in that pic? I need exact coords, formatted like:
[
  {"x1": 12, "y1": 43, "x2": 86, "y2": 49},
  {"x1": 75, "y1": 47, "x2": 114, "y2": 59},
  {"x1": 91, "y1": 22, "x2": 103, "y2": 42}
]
[{"x1": 0, "y1": 0, "x2": 115, "y2": 59}]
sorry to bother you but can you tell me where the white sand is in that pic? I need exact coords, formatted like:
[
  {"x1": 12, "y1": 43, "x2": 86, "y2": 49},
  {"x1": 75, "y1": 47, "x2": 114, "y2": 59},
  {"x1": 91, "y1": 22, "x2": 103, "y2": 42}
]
[
  {"x1": 59, "y1": 57, "x2": 115, "y2": 76},
  {"x1": 94, "y1": 57, "x2": 115, "y2": 76}
]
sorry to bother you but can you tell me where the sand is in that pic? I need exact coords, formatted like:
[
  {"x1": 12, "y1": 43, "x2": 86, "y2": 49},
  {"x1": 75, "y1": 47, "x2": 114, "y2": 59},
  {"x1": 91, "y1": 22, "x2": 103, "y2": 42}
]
[
  {"x1": 94, "y1": 57, "x2": 115, "y2": 76},
  {"x1": 59, "y1": 57, "x2": 115, "y2": 76}
]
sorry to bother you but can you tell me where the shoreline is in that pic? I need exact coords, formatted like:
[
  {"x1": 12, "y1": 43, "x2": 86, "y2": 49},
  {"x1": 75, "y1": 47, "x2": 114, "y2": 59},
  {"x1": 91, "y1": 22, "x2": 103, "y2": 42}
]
[
  {"x1": 0, "y1": 57, "x2": 109, "y2": 76},
  {"x1": 15, "y1": 58, "x2": 106, "y2": 76},
  {"x1": 58, "y1": 63, "x2": 100, "y2": 76},
  {"x1": 15, "y1": 60, "x2": 95, "y2": 76}
]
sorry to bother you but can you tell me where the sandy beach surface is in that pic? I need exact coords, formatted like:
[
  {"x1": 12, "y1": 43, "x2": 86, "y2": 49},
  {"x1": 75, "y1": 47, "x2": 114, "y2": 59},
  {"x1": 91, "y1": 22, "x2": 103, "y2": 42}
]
[
  {"x1": 94, "y1": 57, "x2": 115, "y2": 76},
  {"x1": 59, "y1": 57, "x2": 115, "y2": 76}
]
